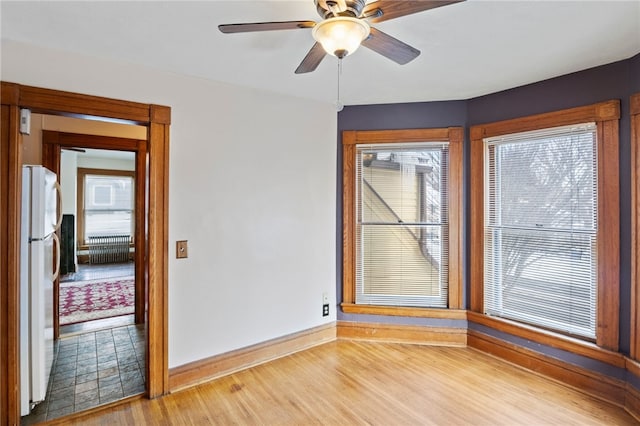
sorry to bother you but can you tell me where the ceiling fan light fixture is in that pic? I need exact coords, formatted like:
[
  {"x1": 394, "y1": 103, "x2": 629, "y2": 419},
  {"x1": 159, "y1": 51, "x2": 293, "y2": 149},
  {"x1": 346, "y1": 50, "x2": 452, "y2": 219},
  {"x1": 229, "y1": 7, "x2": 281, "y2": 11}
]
[{"x1": 312, "y1": 17, "x2": 370, "y2": 59}]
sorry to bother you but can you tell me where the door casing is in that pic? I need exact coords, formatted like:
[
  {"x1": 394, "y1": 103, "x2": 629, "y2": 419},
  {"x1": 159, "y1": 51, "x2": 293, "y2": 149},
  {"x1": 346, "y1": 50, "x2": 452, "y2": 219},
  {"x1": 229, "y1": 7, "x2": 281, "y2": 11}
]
[
  {"x1": 0, "y1": 82, "x2": 170, "y2": 425},
  {"x1": 42, "y1": 131, "x2": 147, "y2": 337}
]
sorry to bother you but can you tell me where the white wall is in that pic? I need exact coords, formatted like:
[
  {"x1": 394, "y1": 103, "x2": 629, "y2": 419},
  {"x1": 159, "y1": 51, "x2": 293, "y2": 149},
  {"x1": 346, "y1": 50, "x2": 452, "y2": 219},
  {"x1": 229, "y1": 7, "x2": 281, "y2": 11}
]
[
  {"x1": 76, "y1": 155, "x2": 135, "y2": 172},
  {"x1": 2, "y1": 40, "x2": 338, "y2": 368},
  {"x1": 59, "y1": 150, "x2": 77, "y2": 216}
]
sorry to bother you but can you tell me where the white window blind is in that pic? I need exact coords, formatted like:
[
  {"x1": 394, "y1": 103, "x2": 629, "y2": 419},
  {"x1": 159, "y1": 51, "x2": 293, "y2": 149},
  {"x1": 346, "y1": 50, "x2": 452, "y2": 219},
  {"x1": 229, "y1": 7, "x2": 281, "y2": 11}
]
[
  {"x1": 355, "y1": 142, "x2": 449, "y2": 307},
  {"x1": 84, "y1": 174, "x2": 134, "y2": 241},
  {"x1": 484, "y1": 123, "x2": 597, "y2": 339}
]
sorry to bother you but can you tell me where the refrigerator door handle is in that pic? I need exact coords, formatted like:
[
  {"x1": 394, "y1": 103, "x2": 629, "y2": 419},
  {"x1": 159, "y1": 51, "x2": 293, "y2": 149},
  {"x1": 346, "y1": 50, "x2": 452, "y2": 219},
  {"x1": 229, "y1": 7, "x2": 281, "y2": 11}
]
[
  {"x1": 51, "y1": 232, "x2": 61, "y2": 281},
  {"x1": 53, "y1": 181, "x2": 63, "y2": 231}
]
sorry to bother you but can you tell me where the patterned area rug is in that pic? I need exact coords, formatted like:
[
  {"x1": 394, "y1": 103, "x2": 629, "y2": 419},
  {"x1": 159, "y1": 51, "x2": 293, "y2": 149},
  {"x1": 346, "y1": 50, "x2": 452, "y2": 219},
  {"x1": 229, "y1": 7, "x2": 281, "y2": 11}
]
[{"x1": 60, "y1": 277, "x2": 134, "y2": 325}]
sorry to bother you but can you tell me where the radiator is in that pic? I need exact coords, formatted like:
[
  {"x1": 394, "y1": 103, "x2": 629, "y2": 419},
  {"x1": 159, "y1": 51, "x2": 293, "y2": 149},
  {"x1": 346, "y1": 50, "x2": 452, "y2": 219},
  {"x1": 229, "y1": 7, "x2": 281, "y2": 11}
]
[{"x1": 88, "y1": 234, "x2": 130, "y2": 264}]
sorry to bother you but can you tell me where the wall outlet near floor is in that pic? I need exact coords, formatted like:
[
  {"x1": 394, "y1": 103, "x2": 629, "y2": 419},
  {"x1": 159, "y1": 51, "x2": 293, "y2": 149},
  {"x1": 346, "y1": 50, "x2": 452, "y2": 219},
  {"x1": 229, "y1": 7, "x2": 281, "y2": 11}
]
[{"x1": 322, "y1": 303, "x2": 329, "y2": 317}]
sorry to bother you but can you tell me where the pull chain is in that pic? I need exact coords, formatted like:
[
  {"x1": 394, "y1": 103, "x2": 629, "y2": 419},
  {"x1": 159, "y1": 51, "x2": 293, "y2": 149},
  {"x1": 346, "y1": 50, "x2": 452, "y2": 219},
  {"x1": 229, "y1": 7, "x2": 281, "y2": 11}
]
[{"x1": 336, "y1": 58, "x2": 344, "y2": 112}]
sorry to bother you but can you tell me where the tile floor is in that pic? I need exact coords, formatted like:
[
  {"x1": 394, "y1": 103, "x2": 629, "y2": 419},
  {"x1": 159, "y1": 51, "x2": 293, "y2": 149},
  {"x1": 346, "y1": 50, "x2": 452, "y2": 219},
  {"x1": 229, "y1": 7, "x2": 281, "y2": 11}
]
[
  {"x1": 61, "y1": 262, "x2": 134, "y2": 283},
  {"x1": 22, "y1": 323, "x2": 146, "y2": 424}
]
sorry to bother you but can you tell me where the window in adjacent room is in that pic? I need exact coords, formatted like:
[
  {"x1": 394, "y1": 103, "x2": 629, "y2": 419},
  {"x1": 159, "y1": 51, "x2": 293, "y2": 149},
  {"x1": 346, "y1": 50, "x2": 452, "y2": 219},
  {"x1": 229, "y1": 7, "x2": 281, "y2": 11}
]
[
  {"x1": 77, "y1": 168, "x2": 134, "y2": 246},
  {"x1": 342, "y1": 128, "x2": 463, "y2": 314}
]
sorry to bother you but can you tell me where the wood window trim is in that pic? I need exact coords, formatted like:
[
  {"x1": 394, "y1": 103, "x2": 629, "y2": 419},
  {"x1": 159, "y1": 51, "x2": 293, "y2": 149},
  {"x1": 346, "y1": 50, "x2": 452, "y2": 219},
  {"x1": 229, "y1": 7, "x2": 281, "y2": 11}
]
[
  {"x1": 631, "y1": 93, "x2": 640, "y2": 360},
  {"x1": 342, "y1": 127, "x2": 464, "y2": 316},
  {"x1": 470, "y1": 100, "x2": 620, "y2": 352},
  {"x1": 76, "y1": 167, "x2": 135, "y2": 249},
  {"x1": 0, "y1": 81, "x2": 170, "y2": 425}
]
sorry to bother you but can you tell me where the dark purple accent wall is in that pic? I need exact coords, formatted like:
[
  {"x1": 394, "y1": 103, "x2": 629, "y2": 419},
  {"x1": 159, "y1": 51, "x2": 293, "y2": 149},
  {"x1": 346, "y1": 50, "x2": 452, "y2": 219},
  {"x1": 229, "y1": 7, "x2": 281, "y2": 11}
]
[
  {"x1": 467, "y1": 58, "x2": 633, "y2": 124},
  {"x1": 336, "y1": 54, "x2": 639, "y2": 372},
  {"x1": 631, "y1": 53, "x2": 640, "y2": 93},
  {"x1": 467, "y1": 57, "x2": 635, "y2": 354}
]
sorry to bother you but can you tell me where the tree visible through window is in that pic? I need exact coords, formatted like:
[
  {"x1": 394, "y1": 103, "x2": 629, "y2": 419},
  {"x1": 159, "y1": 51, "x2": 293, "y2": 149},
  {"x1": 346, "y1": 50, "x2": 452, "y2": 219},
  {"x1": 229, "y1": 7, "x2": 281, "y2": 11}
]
[
  {"x1": 471, "y1": 101, "x2": 620, "y2": 350},
  {"x1": 484, "y1": 124, "x2": 598, "y2": 338}
]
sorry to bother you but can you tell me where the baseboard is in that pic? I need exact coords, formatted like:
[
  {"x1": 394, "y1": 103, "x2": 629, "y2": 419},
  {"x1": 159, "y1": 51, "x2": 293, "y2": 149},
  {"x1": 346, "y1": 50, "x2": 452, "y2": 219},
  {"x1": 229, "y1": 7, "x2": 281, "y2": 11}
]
[
  {"x1": 626, "y1": 382, "x2": 640, "y2": 422},
  {"x1": 468, "y1": 329, "x2": 626, "y2": 407},
  {"x1": 168, "y1": 322, "x2": 336, "y2": 392},
  {"x1": 337, "y1": 321, "x2": 467, "y2": 346},
  {"x1": 626, "y1": 358, "x2": 640, "y2": 421}
]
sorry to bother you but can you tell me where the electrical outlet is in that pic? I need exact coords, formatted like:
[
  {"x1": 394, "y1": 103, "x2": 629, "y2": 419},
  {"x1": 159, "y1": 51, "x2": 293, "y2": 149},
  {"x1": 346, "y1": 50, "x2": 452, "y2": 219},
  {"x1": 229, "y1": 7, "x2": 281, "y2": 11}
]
[{"x1": 322, "y1": 303, "x2": 329, "y2": 317}]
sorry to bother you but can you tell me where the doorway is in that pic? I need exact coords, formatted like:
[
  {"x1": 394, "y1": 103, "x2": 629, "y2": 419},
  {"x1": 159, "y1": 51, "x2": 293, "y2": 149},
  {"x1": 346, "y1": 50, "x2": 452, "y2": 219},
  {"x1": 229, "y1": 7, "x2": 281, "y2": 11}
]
[
  {"x1": 0, "y1": 82, "x2": 170, "y2": 426},
  {"x1": 24, "y1": 127, "x2": 148, "y2": 423},
  {"x1": 60, "y1": 149, "x2": 137, "y2": 334}
]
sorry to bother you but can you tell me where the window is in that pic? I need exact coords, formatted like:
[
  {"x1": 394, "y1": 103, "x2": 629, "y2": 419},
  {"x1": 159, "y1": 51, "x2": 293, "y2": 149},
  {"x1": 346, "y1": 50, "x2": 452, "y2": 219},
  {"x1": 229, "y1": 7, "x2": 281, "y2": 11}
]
[
  {"x1": 77, "y1": 168, "x2": 134, "y2": 246},
  {"x1": 484, "y1": 124, "x2": 597, "y2": 339},
  {"x1": 343, "y1": 128, "x2": 463, "y2": 315},
  {"x1": 356, "y1": 143, "x2": 449, "y2": 307},
  {"x1": 470, "y1": 100, "x2": 620, "y2": 350}
]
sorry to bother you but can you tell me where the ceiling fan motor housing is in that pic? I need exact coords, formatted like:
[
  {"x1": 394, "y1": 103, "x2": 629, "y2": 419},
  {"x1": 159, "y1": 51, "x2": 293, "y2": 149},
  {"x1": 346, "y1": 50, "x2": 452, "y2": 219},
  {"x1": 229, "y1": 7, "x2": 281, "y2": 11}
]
[{"x1": 315, "y1": 0, "x2": 368, "y2": 19}]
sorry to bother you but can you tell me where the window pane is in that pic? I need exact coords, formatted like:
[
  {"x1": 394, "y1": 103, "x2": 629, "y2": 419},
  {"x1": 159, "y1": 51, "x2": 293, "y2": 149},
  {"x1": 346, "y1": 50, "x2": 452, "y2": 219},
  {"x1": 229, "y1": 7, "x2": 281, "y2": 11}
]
[
  {"x1": 85, "y1": 175, "x2": 133, "y2": 210},
  {"x1": 356, "y1": 144, "x2": 448, "y2": 308},
  {"x1": 485, "y1": 228, "x2": 596, "y2": 337},
  {"x1": 484, "y1": 124, "x2": 597, "y2": 338},
  {"x1": 489, "y1": 132, "x2": 596, "y2": 231},
  {"x1": 357, "y1": 224, "x2": 446, "y2": 306},
  {"x1": 84, "y1": 174, "x2": 134, "y2": 242},
  {"x1": 85, "y1": 211, "x2": 133, "y2": 238}
]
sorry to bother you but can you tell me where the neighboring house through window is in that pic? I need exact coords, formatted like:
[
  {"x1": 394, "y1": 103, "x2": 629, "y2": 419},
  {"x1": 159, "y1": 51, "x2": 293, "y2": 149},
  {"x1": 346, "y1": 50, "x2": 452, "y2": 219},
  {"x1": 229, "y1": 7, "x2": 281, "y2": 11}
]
[{"x1": 342, "y1": 128, "x2": 464, "y2": 315}]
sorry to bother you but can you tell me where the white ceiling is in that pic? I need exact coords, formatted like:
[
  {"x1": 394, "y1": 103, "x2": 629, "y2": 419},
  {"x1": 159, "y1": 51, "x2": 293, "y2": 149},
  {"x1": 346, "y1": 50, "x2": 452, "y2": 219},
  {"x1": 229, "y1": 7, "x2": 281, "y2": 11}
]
[{"x1": 1, "y1": 1, "x2": 639, "y2": 106}]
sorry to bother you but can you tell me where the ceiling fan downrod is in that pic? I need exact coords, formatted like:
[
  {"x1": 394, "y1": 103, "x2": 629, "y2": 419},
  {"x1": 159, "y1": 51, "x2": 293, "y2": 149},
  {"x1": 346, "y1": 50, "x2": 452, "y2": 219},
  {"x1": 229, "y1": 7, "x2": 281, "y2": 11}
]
[{"x1": 315, "y1": 0, "x2": 368, "y2": 19}]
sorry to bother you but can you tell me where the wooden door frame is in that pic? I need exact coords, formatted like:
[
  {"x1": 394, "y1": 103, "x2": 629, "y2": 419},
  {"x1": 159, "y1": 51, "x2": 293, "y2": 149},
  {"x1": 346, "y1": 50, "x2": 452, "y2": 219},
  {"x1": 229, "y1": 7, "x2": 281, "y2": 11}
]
[
  {"x1": 0, "y1": 82, "x2": 170, "y2": 425},
  {"x1": 42, "y1": 131, "x2": 147, "y2": 337}
]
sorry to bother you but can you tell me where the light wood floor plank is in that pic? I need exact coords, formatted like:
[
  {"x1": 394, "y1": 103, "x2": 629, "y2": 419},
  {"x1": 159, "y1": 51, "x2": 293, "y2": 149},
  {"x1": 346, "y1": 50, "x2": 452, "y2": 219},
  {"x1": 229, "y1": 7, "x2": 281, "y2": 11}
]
[{"x1": 53, "y1": 341, "x2": 637, "y2": 425}]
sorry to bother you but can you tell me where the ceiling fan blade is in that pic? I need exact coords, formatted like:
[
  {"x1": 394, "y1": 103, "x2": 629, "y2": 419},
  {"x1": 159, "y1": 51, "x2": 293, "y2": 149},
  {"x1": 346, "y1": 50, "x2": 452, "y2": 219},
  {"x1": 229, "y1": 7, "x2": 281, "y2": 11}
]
[
  {"x1": 363, "y1": 0, "x2": 465, "y2": 23},
  {"x1": 219, "y1": 21, "x2": 315, "y2": 34},
  {"x1": 361, "y1": 27, "x2": 420, "y2": 65},
  {"x1": 295, "y1": 42, "x2": 327, "y2": 74}
]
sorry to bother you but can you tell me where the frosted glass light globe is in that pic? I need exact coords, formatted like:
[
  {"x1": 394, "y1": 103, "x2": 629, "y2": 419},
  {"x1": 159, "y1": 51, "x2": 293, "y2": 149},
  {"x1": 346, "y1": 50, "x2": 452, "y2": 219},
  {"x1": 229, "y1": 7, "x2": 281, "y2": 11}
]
[{"x1": 312, "y1": 17, "x2": 370, "y2": 59}]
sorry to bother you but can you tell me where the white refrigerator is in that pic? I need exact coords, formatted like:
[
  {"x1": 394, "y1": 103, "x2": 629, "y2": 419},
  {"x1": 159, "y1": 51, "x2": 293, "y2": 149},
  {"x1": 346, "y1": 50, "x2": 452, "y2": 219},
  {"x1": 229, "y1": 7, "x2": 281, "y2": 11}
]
[{"x1": 20, "y1": 165, "x2": 61, "y2": 416}]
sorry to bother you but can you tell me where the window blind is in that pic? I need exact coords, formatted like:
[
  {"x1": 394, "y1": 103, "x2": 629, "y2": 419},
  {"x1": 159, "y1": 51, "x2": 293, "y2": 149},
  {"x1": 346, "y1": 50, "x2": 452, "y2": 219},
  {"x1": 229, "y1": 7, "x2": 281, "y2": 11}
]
[
  {"x1": 355, "y1": 143, "x2": 449, "y2": 307},
  {"x1": 484, "y1": 123, "x2": 597, "y2": 338},
  {"x1": 84, "y1": 174, "x2": 134, "y2": 240}
]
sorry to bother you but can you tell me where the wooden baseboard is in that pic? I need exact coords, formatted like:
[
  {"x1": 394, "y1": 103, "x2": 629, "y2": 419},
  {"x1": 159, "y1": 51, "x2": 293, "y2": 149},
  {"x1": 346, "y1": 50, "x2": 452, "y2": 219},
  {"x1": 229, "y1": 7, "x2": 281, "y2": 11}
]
[
  {"x1": 337, "y1": 321, "x2": 467, "y2": 346},
  {"x1": 468, "y1": 329, "x2": 626, "y2": 407},
  {"x1": 626, "y1": 358, "x2": 640, "y2": 421},
  {"x1": 626, "y1": 382, "x2": 640, "y2": 422},
  {"x1": 168, "y1": 323, "x2": 336, "y2": 392}
]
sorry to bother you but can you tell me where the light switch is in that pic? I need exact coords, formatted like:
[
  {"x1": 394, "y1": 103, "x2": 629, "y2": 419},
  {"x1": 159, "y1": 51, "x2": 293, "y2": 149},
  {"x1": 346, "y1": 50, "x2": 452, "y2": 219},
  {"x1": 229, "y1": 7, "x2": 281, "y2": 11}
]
[{"x1": 176, "y1": 240, "x2": 188, "y2": 259}]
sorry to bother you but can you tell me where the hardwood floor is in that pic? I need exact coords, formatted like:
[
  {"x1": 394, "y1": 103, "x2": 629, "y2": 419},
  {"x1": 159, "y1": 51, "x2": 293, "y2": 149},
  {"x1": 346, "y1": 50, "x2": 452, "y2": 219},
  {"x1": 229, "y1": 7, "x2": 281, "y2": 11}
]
[{"x1": 49, "y1": 340, "x2": 636, "y2": 425}]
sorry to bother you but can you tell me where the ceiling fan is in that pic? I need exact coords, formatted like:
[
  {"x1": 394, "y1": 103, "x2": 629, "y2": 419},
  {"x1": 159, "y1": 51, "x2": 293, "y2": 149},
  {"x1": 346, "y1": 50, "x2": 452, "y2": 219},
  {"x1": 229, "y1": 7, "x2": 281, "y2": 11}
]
[{"x1": 219, "y1": 0, "x2": 464, "y2": 74}]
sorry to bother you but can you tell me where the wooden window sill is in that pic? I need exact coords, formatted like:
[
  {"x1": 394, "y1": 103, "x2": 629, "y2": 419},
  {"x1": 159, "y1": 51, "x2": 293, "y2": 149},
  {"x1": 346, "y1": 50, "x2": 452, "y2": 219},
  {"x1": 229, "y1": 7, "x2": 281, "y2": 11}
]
[{"x1": 341, "y1": 303, "x2": 467, "y2": 320}]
